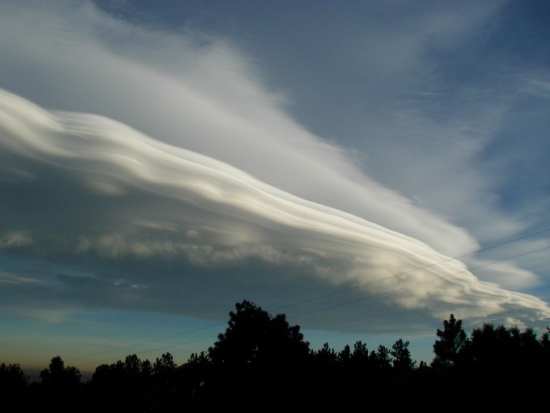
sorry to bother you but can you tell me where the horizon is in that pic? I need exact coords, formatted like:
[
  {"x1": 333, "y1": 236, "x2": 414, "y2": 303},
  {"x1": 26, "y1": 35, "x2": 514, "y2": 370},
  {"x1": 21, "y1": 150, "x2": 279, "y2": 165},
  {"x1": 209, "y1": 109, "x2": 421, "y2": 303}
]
[{"x1": 2, "y1": 0, "x2": 550, "y2": 372}]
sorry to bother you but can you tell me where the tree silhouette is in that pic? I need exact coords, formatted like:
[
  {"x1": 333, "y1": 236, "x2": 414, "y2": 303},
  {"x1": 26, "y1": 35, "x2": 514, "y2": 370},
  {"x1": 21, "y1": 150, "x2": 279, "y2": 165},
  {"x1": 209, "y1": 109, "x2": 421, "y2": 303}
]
[
  {"x1": 88, "y1": 354, "x2": 161, "y2": 413},
  {"x1": 0, "y1": 363, "x2": 28, "y2": 395},
  {"x1": 204, "y1": 300, "x2": 310, "y2": 410},
  {"x1": 8, "y1": 304, "x2": 550, "y2": 410},
  {"x1": 391, "y1": 338, "x2": 415, "y2": 371},
  {"x1": 38, "y1": 356, "x2": 82, "y2": 412},
  {"x1": 208, "y1": 299, "x2": 309, "y2": 367},
  {"x1": 40, "y1": 356, "x2": 81, "y2": 391},
  {"x1": 432, "y1": 314, "x2": 467, "y2": 368},
  {"x1": 369, "y1": 344, "x2": 391, "y2": 370},
  {"x1": 153, "y1": 352, "x2": 177, "y2": 374}
]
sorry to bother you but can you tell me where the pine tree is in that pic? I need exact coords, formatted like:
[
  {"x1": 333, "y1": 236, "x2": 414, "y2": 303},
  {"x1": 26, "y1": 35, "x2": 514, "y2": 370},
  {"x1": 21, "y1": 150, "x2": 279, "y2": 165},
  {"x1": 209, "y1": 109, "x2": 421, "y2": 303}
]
[{"x1": 432, "y1": 314, "x2": 467, "y2": 368}]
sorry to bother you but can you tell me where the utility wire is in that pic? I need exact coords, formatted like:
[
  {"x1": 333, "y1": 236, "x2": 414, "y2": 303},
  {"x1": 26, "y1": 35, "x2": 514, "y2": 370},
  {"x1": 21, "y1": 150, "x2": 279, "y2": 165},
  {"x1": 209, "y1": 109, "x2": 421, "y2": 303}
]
[
  {"x1": 267, "y1": 226, "x2": 550, "y2": 315},
  {"x1": 288, "y1": 244, "x2": 550, "y2": 321},
  {"x1": 67, "y1": 322, "x2": 226, "y2": 364},
  {"x1": 119, "y1": 241, "x2": 550, "y2": 361},
  {"x1": 67, "y1": 226, "x2": 550, "y2": 366}
]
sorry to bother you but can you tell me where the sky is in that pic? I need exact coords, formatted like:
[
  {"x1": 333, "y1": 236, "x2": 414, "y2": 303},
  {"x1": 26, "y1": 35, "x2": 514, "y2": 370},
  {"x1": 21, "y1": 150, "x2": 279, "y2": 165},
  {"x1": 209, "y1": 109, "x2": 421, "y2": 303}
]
[{"x1": 1, "y1": 0, "x2": 550, "y2": 374}]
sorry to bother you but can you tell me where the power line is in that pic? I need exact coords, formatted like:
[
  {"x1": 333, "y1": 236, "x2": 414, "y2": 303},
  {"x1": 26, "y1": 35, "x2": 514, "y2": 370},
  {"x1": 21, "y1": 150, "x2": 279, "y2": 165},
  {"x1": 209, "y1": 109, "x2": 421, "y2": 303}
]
[
  {"x1": 288, "y1": 244, "x2": 550, "y2": 321},
  {"x1": 67, "y1": 226, "x2": 550, "y2": 366},
  {"x1": 266, "y1": 226, "x2": 550, "y2": 314},
  {"x1": 94, "y1": 242, "x2": 550, "y2": 369},
  {"x1": 75, "y1": 333, "x2": 220, "y2": 369},
  {"x1": 67, "y1": 322, "x2": 225, "y2": 364}
]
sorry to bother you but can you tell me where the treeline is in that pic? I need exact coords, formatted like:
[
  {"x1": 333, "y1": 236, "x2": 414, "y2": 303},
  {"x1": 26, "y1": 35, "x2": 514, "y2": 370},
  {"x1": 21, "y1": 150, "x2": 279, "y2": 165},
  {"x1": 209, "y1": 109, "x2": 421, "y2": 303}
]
[{"x1": 2, "y1": 300, "x2": 550, "y2": 411}]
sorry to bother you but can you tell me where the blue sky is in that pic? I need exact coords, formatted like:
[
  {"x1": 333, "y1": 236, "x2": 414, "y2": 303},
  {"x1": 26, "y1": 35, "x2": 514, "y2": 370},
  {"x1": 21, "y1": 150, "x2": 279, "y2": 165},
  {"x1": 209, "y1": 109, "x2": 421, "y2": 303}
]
[{"x1": 1, "y1": 0, "x2": 550, "y2": 372}]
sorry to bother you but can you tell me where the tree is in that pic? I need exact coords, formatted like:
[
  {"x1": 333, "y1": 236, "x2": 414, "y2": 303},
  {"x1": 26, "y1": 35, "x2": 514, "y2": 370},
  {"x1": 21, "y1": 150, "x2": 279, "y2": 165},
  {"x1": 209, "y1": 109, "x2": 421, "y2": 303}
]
[
  {"x1": 153, "y1": 353, "x2": 177, "y2": 377},
  {"x1": 468, "y1": 324, "x2": 542, "y2": 369},
  {"x1": 205, "y1": 300, "x2": 310, "y2": 409},
  {"x1": 91, "y1": 354, "x2": 152, "y2": 391},
  {"x1": 432, "y1": 314, "x2": 467, "y2": 368},
  {"x1": 152, "y1": 352, "x2": 178, "y2": 391},
  {"x1": 369, "y1": 345, "x2": 391, "y2": 370},
  {"x1": 38, "y1": 356, "x2": 82, "y2": 412},
  {"x1": 314, "y1": 342, "x2": 338, "y2": 365},
  {"x1": 40, "y1": 356, "x2": 81, "y2": 391},
  {"x1": 0, "y1": 363, "x2": 28, "y2": 393},
  {"x1": 208, "y1": 299, "x2": 310, "y2": 367},
  {"x1": 391, "y1": 338, "x2": 415, "y2": 371}
]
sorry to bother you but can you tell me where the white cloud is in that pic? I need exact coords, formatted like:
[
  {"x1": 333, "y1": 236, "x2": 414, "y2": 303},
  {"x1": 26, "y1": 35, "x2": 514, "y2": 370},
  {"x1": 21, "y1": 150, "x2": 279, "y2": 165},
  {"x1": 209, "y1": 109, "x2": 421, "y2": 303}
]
[
  {"x1": 0, "y1": 0, "x2": 481, "y2": 258},
  {"x1": 0, "y1": 271, "x2": 43, "y2": 285},
  {"x1": 0, "y1": 231, "x2": 33, "y2": 247},
  {"x1": 470, "y1": 261, "x2": 541, "y2": 291},
  {"x1": 522, "y1": 77, "x2": 550, "y2": 99},
  {"x1": 1, "y1": 88, "x2": 549, "y2": 333},
  {"x1": 1, "y1": 0, "x2": 549, "y2": 340}
]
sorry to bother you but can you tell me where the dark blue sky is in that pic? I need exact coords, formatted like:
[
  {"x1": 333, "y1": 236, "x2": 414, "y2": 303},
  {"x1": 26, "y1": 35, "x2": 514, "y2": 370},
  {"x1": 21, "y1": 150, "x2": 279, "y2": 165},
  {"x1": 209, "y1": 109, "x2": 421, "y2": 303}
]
[{"x1": 1, "y1": 0, "x2": 550, "y2": 371}]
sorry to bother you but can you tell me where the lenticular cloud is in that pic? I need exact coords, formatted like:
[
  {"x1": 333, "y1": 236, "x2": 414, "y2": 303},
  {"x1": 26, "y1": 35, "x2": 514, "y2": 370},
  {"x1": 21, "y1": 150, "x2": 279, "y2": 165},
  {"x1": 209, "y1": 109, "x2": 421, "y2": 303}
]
[{"x1": 1, "y1": 88, "x2": 549, "y2": 328}]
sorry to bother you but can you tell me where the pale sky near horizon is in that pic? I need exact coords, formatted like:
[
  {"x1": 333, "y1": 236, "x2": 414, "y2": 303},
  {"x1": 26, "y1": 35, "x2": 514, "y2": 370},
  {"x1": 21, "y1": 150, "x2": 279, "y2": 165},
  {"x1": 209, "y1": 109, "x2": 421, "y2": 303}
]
[{"x1": 1, "y1": 0, "x2": 550, "y2": 373}]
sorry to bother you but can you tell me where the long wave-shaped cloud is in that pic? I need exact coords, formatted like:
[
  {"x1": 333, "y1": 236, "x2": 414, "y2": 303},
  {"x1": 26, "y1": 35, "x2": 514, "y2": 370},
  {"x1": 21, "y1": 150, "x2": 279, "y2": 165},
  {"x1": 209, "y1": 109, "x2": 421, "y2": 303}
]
[{"x1": 1, "y1": 88, "x2": 549, "y2": 331}]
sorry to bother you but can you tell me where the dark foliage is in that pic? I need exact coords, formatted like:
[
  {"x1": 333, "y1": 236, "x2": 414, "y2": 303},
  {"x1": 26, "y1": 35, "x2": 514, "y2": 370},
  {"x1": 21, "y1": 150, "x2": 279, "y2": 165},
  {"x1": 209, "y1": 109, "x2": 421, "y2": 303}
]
[
  {"x1": 431, "y1": 313, "x2": 468, "y2": 368},
  {"x1": 200, "y1": 300, "x2": 311, "y2": 411},
  {"x1": 3, "y1": 304, "x2": 550, "y2": 411},
  {"x1": 0, "y1": 362, "x2": 28, "y2": 395},
  {"x1": 27, "y1": 356, "x2": 83, "y2": 412}
]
